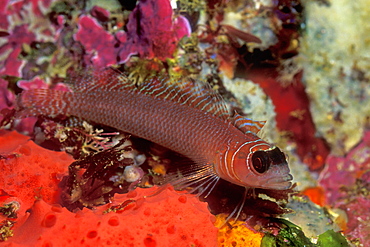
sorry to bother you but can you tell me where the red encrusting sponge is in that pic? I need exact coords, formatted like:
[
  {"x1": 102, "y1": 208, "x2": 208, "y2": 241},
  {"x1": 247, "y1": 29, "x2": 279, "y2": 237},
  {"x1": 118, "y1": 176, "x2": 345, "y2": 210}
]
[
  {"x1": 0, "y1": 131, "x2": 218, "y2": 247},
  {"x1": 0, "y1": 130, "x2": 73, "y2": 216},
  {"x1": 2, "y1": 188, "x2": 218, "y2": 247}
]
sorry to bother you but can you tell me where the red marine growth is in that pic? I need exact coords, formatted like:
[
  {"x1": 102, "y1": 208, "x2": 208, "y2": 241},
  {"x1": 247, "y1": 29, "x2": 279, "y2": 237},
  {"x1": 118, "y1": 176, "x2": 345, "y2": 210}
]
[{"x1": 16, "y1": 68, "x2": 292, "y2": 197}]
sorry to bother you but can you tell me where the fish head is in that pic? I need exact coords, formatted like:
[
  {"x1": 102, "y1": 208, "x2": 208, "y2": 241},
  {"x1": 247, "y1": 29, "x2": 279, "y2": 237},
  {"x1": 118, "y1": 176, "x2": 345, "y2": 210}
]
[{"x1": 221, "y1": 142, "x2": 293, "y2": 190}]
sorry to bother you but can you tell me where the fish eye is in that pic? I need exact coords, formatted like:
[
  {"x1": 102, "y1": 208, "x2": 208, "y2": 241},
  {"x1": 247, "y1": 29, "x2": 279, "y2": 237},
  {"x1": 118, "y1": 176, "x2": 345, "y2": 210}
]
[{"x1": 251, "y1": 151, "x2": 270, "y2": 174}]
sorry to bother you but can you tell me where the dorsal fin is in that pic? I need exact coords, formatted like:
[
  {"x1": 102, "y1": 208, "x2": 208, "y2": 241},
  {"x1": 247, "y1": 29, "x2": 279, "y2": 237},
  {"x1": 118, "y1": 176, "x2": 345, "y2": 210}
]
[
  {"x1": 67, "y1": 67, "x2": 232, "y2": 120},
  {"x1": 66, "y1": 67, "x2": 266, "y2": 131},
  {"x1": 137, "y1": 75, "x2": 232, "y2": 120},
  {"x1": 231, "y1": 112, "x2": 266, "y2": 134},
  {"x1": 67, "y1": 67, "x2": 135, "y2": 92}
]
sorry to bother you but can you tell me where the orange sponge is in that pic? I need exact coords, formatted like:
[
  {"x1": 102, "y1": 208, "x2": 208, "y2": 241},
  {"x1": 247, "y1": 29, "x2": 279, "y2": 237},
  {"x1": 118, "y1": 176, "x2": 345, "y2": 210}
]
[
  {"x1": 0, "y1": 131, "x2": 218, "y2": 246},
  {"x1": 2, "y1": 186, "x2": 217, "y2": 247},
  {"x1": 0, "y1": 130, "x2": 73, "y2": 215}
]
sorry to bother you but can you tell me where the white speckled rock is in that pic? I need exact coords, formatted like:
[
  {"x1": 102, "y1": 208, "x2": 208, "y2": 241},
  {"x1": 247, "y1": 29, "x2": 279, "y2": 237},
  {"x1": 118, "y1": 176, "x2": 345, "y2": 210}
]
[{"x1": 300, "y1": 0, "x2": 370, "y2": 155}]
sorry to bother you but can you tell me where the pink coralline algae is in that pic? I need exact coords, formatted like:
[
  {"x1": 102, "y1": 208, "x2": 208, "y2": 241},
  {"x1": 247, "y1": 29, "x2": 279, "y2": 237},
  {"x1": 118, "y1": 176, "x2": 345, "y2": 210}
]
[
  {"x1": 118, "y1": 0, "x2": 191, "y2": 63},
  {"x1": 74, "y1": 15, "x2": 122, "y2": 68},
  {"x1": 74, "y1": 0, "x2": 191, "y2": 67},
  {"x1": 17, "y1": 77, "x2": 48, "y2": 90},
  {"x1": 0, "y1": 0, "x2": 61, "y2": 78},
  {"x1": 0, "y1": 79, "x2": 14, "y2": 111},
  {"x1": 8, "y1": 0, "x2": 53, "y2": 19},
  {"x1": 0, "y1": 25, "x2": 35, "y2": 77},
  {"x1": 319, "y1": 131, "x2": 370, "y2": 245},
  {"x1": 0, "y1": 1, "x2": 9, "y2": 30},
  {"x1": 90, "y1": 5, "x2": 110, "y2": 23},
  {"x1": 17, "y1": 77, "x2": 70, "y2": 92}
]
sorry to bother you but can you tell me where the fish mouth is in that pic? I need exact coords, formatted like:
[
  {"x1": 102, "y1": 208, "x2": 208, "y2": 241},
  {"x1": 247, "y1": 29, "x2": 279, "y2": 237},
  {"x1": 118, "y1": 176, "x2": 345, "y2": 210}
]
[
  {"x1": 261, "y1": 174, "x2": 293, "y2": 190},
  {"x1": 265, "y1": 180, "x2": 292, "y2": 190}
]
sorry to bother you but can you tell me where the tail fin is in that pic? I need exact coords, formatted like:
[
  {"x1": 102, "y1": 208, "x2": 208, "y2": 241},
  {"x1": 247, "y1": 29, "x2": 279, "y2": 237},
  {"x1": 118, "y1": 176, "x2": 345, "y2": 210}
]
[{"x1": 16, "y1": 89, "x2": 72, "y2": 118}]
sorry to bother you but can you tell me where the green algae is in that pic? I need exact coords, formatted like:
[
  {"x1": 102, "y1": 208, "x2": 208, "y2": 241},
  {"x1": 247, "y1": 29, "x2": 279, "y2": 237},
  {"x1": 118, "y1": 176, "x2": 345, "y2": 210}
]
[{"x1": 261, "y1": 219, "x2": 349, "y2": 247}]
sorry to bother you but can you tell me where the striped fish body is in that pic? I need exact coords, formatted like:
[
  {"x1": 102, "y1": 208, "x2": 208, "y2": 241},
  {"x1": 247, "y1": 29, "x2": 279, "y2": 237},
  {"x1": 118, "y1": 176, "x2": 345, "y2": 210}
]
[{"x1": 17, "y1": 68, "x2": 292, "y2": 190}]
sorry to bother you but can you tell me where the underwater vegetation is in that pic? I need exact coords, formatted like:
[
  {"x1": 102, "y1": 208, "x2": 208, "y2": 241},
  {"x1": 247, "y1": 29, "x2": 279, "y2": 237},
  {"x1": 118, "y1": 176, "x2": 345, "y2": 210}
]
[{"x1": 0, "y1": 0, "x2": 369, "y2": 246}]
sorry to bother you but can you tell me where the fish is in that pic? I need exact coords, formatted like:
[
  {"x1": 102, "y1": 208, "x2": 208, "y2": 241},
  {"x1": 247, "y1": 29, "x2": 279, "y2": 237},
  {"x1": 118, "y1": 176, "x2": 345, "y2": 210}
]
[{"x1": 16, "y1": 67, "x2": 292, "y2": 195}]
